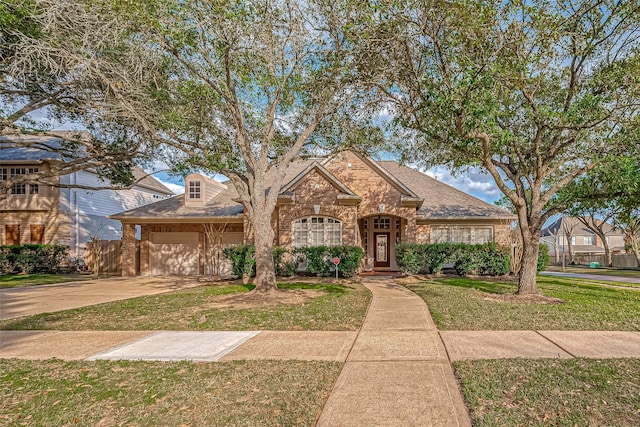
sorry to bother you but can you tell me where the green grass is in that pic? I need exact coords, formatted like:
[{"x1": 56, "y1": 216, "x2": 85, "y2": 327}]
[
  {"x1": 455, "y1": 358, "x2": 640, "y2": 427},
  {"x1": 0, "y1": 358, "x2": 341, "y2": 426},
  {"x1": 407, "y1": 276, "x2": 640, "y2": 330},
  {"x1": 0, "y1": 282, "x2": 371, "y2": 331},
  {"x1": 0, "y1": 274, "x2": 89, "y2": 288}
]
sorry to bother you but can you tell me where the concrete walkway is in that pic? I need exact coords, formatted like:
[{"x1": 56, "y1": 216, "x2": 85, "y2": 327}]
[
  {"x1": 2, "y1": 277, "x2": 640, "y2": 426},
  {"x1": 315, "y1": 279, "x2": 471, "y2": 427},
  {"x1": 540, "y1": 270, "x2": 640, "y2": 284}
]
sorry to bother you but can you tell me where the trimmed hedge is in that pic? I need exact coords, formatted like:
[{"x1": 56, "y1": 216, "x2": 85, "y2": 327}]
[
  {"x1": 0, "y1": 244, "x2": 69, "y2": 274},
  {"x1": 395, "y1": 242, "x2": 511, "y2": 276},
  {"x1": 294, "y1": 245, "x2": 363, "y2": 278},
  {"x1": 223, "y1": 245, "x2": 363, "y2": 278}
]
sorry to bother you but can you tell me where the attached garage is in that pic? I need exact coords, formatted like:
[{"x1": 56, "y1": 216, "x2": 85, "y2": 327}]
[{"x1": 149, "y1": 232, "x2": 200, "y2": 275}]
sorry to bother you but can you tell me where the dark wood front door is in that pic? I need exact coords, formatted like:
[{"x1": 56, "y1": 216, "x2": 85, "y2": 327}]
[{"x1": 374, "y1": 232, "x2": 390, "y2": 268}]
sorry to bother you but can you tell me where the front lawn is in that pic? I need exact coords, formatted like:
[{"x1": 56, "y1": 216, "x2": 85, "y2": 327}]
[
  {"x1": 407, "y1": 276, "x2": 639, "y2": 330},
  {"x1": 0, "y1": 274, "x2": 89, "y2": 289},
  {"x1": 455, "y1": 358, "x2": 640, "y2": 427},
  {"x1": 0, "y1": 359, "x2": 340, "y2": 426},
  {"x1": 0, "y1": 282, "x2": 371, "y2": 331}
]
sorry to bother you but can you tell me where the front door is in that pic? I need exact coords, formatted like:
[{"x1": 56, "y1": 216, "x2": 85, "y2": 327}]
[{"x1": 374, "y1": 232, "x2": 390, "y2": 268}]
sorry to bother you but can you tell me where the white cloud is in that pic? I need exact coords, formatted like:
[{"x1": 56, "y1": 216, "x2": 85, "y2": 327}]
[
  {"x1": 158, "y1": 179, "x2": 184, "y2": 195},
  {"x1": 426, "y1": 166, "x2": 502, "y2": 202}
]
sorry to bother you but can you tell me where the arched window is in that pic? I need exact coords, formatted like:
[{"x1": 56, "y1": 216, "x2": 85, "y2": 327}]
[{"x1": 292, "y1": 217, "x2": 342, "y2": 247}]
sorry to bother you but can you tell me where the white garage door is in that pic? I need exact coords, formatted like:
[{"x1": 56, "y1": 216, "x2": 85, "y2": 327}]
[{"x1": 150, "y1": 232, "x2": 199, "y2": 275}]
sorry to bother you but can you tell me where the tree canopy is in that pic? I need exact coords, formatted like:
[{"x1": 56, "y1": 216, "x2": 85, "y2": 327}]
[
  {"x1": 382, "y1": 0, "x2": 640, "y2": 294},
  {"x1": 0, "y1": 0, "x2": 165, "y2": 196}
]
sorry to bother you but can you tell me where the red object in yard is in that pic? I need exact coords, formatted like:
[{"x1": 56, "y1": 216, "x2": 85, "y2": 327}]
[{"x1": 333, "y1": 257, "x2": 340, "y2": 265}]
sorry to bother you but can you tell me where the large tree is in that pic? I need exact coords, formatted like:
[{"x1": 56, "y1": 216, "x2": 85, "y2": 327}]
[
  {"x1": 0, "y1": 0, "x2": 165, "y2": 198},
  {"x1": 563, "y1": 153, "x2": 640, "y2": 264},
  {"x1": 382, "y1": 0, "x2": 640, "y2": 294},
  {"x1": 83, "y1": 0, "x2": 383, "y2": 293}
]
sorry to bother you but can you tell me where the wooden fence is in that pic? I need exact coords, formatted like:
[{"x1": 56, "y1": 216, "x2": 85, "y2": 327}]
[
  {"x1": 570, "y1": 254, "x2": 638, "y2": 269},
  {"x1": 85, "y1": 240, "x2": 139, "y2": 275}
]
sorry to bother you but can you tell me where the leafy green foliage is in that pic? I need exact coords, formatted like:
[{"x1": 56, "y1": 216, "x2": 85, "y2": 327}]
[
  {"x1": 0, "y1": 244, "x2": 68, "y2": 274},
  {"x1": 537, "y1": 244, "x2": 550, "y2": 272},
  {"x1": 224, "y1": 245, "x2": 363, "y2": 278},
  {"x1": 394, "y1": 243, "x2": 511, "y2": 277}
]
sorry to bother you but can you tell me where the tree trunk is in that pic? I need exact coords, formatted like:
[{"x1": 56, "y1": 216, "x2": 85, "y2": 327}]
[
  {"x1": 251, "y1": 213, "x2": 278, "y2": 293},
  {"x1": 517, "y1": 237, "x2": 540, "y2": 295}
]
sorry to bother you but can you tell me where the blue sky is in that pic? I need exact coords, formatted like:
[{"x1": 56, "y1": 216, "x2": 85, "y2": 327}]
[
  {"x1": 152, "y1": 159, "x2": 503, "y2": 206},
  {"x1": 22, "y1": 110, "x2": 504, "y2": 205}
]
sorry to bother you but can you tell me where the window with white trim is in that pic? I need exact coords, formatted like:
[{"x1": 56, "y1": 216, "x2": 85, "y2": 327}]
[
  {"x1": 430, "y1": 225, "x2": 494, "y2": 244},
  {"x1": 188, "y1": 181, "x2": 201, "y2": 199},
  {"x1": 292, "y1": 217, "x2": 342, "y2": 247}
]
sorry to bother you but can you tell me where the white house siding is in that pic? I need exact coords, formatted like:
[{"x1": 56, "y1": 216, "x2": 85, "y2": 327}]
[{"x1": 63, "y1": 171, "x2": 171, "y2": 256}]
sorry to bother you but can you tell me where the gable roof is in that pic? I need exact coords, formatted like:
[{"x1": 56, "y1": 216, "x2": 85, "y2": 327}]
[
  {"x1": 280, "y1": 161, "x2": 360, "y2": 197},
  {"x1": 111, "y1": 151, "x2": 516, "y2": 221},
  {"x1": 323, "y1": 151, "x2": 421, "y2": 199}
]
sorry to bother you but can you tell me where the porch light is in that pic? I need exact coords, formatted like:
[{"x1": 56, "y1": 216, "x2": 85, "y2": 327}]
[{"x1": 378, "y1": 204, "x2": 385, "y2": 213}]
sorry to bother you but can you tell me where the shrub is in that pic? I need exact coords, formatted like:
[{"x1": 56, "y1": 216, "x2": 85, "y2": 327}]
[
  {"x1": 395, "y1": 242, "x2": 511, "y2": 277},
  {"x1": 327, "y1": 246, "x2": 364, "y2": 278},
  {"x1": 453, "y1": 247, "x2": 476, "y2": 276},
  {"x1": 423, "y1": 243, "x2": 455, "y2": 274},
  {"x1": 0, "y1": 244, "x2": 69, "y2": 274},
  {"x1": 223, "y1": 246, "x2": 256, "y2": 278},
  {"x1": 537, "y1": 243, "x2": 550, "y2": 272},
  {"x1": 394, "y1": 243, "x2": 424, "y2": 275},
  {"x1": 15, "y1": 248, "x2": 39, "y2": 273},
  {"x1": 223, "y1": 245, "x2": 362, "y2": 278},
  {"x1": 476, "y1": 244, "x2": 511, "y2": 276}
]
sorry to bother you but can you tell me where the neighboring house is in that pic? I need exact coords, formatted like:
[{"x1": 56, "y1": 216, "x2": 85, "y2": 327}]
[
  {"x1": 0, "y1": 133, "x2": 174, "y2": 257},
  {"x1": 111, "y1": 150, "x2": 515, "y2": 276},
  {"x1": 540, "y1": 216, "x2": 625, "y2": 263}
]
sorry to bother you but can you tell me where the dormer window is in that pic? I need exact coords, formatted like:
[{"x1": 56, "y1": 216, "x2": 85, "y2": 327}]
[{"x1": 188, "y1": 181, "x2": 201, "y2": 199}]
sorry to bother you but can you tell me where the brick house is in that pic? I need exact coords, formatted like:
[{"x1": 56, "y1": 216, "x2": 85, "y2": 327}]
[
  {"x1": 111, "y1": 151, "x2": 515, "y2": 276},
  {"x1": 1, "y1": 133, "x2": 174, "y2": 257}
]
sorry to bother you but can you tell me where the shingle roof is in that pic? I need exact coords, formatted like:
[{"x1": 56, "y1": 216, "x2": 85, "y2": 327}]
[
  {"x1": 542, "y1": 216, "x2": 623, "y2": 237},
  {"x1": 0, "y1": 133, "x2": 173, "y2": 195},
  {"x1": 111, "y1": 159, "x2": 315, "y2": 220},
  {"x1": 111, "y1": 153, "x2": 516, "y2": 221},
  {"x1": 378, "y1": 161, "x2": 515, "y2": 220}
]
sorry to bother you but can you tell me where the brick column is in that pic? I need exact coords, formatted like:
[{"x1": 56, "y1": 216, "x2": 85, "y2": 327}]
[
  {"x1": 140, "y1": 226, "x2": 150, "y2": 276},
  {"x1": 122, "y1": 223, "x2": 136, "y2": 277},
  {"x1": 405, "y1": 216, "x2": 416, "y2": 242}
]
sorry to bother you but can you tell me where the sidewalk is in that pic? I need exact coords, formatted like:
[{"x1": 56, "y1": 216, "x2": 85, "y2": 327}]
[
  {"x1": 315, "y1": 278, "x2": 471, "y2": 426},
  {"x1": 2, "y1": 277, "x2": 640, "y2": 426}
]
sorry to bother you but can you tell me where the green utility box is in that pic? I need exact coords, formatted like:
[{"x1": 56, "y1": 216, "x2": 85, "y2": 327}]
[{"x1": 589, "y1": 262, "x2": 600, "y2": 268}]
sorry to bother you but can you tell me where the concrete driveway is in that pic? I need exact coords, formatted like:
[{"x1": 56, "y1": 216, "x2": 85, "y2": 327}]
[{"x1": 0, "y1": 276, "x2": 204, "y2": 320}]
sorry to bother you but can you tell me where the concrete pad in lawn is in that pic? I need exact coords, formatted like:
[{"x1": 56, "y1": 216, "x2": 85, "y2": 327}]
[
  {"x1": 221, "y1": 331, "x2": 357, "y2": 362},
  {"x1": 0, "y1": 331, "x2": 151, "y2": 360},
  {"x1": 87, "y1": 331, "x2": 260, "y2": 362},
  {"x1": 539, "y1": 331, "x2": 640, "y2": 358},
  {"x1": 316, "y1": 361, "x2": 470, "y2": 427},
  {"x1": 349, "y1": 330, "x2": 447, "y2": 361},
  {"x1": 440, "y1": 331, "x2": 573, "y2": 361}
]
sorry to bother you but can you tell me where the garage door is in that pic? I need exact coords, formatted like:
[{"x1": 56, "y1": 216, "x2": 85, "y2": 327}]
[{"x1": 150, "y1": 232, "x2": 199, "y2": 275}]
